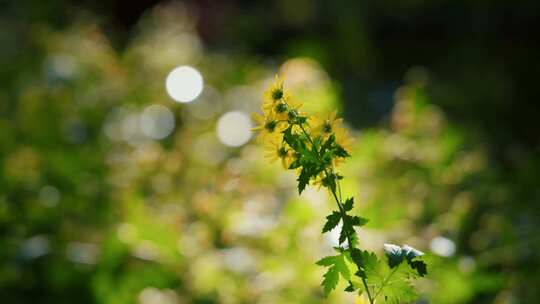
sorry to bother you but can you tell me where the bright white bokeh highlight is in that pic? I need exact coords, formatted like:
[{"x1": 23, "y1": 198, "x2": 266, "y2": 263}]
[
  {"x1": 140, "y1": 105, "x2": 175, "y2": 140},
  {"x1": 166, "y1": 66, "x2": 203, "y2": 103},
  {"x1": 216, "y1": 111, "x2": 252, "y2": 147},
  {"x1": 430, "y1": 236, "x2": 456, "y2": 257}
]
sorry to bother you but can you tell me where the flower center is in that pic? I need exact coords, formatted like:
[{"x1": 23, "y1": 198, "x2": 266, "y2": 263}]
[
  {"x1": 271, "y1": 88, "x2": 283, "y2": 101},
  {"x1": 275, "y1": 102, "x2": 288, "y2": 113},
  {"x1": 287, "y1": 109, "x2": 298, "y2": 120},
  {"x1": 265, "y1": 120, "x2": 278, "y2": 132},
  {"x1": 323, "y1": 120, "x2": 332, "y2": 133}
]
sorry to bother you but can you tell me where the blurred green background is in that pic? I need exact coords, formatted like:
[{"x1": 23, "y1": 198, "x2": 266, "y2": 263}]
[{"x1": 1, "y1": 0, "x2": 540, "y2": 303}]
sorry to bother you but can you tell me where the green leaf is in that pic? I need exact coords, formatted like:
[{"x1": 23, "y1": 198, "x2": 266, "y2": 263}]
[
  {"x1": 297, "y1": 167, "x2": 311, "y2": 194},
  {"x1": 344, "y1": 281, "x2": 357, "y2": 292},
  {"x1": 339, "y1": 224, "x2": 350, "y2": 245},
  {"x1": 334, "y1": 144, "x2": 350, "y2": 158},
  {"x1": 337, "y1": 214, "x2": 366, "y2": 245},
  {"x1": 383, "y1": 244, "x2": 426, "y2": 272},
  {"x1": 351, "y1": 250, "x2": 378, "y2": 278},
  {"x1": 322, "y1": 211, "x2": 341, "y2": 233},
  {"x1": 357, "y1": 248, "x2": 425, "y2": 304},
  {"x1": 316, "y1": 255, "x2": 337, "y2": 267},
  {"x1": 383, "y1": 243, "x2": 405, "y2": 268},
  {"x1": 408, "y1": 259, "x2": 428, "y2": 277},
  {"x1": 316, "y1": 253, "x2": 352, "y2": 296},
  {"x1": 321, "y1": 264, "x2": 339, "y2": 296},
  {"x1": 343, "y1": 197, "x2": 354, "y2": 211},
  {"x1": 369, "y1": 263, "x2": 418, "y2": 304},
  {"x1": 349, "y1": 215, "x2": 369, "y2": 227}
]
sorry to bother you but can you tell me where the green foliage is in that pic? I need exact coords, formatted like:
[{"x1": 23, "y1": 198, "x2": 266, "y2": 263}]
[
  {"x1": 255, "y1": 79, "x2": 429, "y2": 303},
  {"x1": 316, "y1": 253, "x2": 352, "y2": 296},
  {"x1": 322, "y1": 211, "x2": 341, "y2": 233}
]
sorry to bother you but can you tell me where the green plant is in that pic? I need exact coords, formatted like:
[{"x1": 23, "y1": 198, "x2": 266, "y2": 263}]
[{"x1": 252, "y1": 76, "x2": 428, "y2": 303}]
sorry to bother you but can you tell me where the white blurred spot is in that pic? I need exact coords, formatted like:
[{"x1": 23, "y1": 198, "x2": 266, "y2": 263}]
[
  {"x1": 221, "y1": 247, "x2": 256, "y2": 273},
  {"x1": 133, "y1": 240, "x2": 159, "y2": 261},
  {"x1": 140, "y1": 104, "x2": 175, "y2": 140},
  {"x1": 38, "y1": 185, "x2": 60, "y2": 207},
  {"x1": 20, "y1": 235, "x2": 50, "y2": 260},
  {"x1": 458, "y1": 256, "x2": 476, "y2": 273},
  {"x1": 430, "y1": 236, "x2": 456, "y2": 257},
  {"x1": 216, "y1": 111, "x2": 252, "y2": 147},
  {"x1": 123, "y1": 112, "x2": 147, "y2": 147},
  {"x1": 46, "y1": 54, "x2": 77, "y2": 80},
  {"x1": 166, "y1": 66, "x2": 203, "y2": 103},
  {"x1": 66, "y1": 242, "x2": 99, "y2": 264},
  {"x1": 138, "y1": 287, "x2": 179, "y2": 304}
]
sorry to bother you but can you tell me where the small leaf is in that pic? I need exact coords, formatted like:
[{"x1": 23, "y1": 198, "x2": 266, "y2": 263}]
[
  {"x1": 317, "y1": 253, "x2": 352, "y2": 296},
  {"x1": 339, "y1": 225, "x2": 349, "y2": 245},
  {"x1": 316, "y1": 255, "x2": 337, "y2": 267},
  {"x1": 349, "y1": 215, "x2": 369, "y2": 227},
  {"x1": 322, "y1": 211, "x2": 341, "y2": 233},
  {"x1": 350, "y1": 248, "x2": 364, "y2": 268},
  {"x1": 344, "y1": 281, "x2": 356, "y2": 292},
  {"x1": 321, "y1": 265, "x2": 339, "y2": 296},
  {"x1": 408, "y1": 260, "x2": 428, "y2": 277},
  {"x1": 383, "y1": 243, "x2": 405, "y2": 268},
  {"x1": 334, "y1": 144, "x2": 350, "y2": 158},
  {"x1": 297, "y1": 167, "x2": 310, "y2": 194},
  {"x1": 343, "y1": 197, "x2": 354, "y2": 211}
]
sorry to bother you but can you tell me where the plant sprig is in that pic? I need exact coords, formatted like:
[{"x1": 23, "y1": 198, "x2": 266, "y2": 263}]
[{"x1": 252, "y1": 76, "x2": 428, "y2": 303}]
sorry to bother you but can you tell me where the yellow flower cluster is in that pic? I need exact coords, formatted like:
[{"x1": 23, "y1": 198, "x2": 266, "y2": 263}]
[{"x1": 252, "y1": 76, "x2": 352, "y2": 170}]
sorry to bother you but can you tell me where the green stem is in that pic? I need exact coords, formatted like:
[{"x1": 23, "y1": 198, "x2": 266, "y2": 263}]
[
  {"x1": 297, "y1": 123, "x2": 374, "y2": 304},
  {"x1": 373, "y1": 266, "x2": 399, "y2": 300}
]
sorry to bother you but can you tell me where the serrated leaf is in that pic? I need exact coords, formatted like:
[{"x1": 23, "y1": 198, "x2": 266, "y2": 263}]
[
  {"x1": 321, "y1": 265, "x2": 339, "y2": 296},
  {"x1": 322, "y1": 211, "x2": 341, "y2": 233},
  {"x1": 343, "y1": 197, "x2": 354, "y2": 211},
  {"x1": 349, "y1": 215, "x2": 369, "y2": 227},
  {"x1": 316, "y1": 255, "x2": 337, "y2": 267},
  {"x1": 383, "y1": 243, "x2": 405, "y2": 268},
  {"x1": 362, "y1": 252, "x2": 421, "y2": 304},
  {"x1": 334, "y1": 144, "x2": 350, "y2": 158},
  {"x1": 297, "y1": 167, "x2": 310, "y2": 194},
  {"x1": 317, "y1": 253, "x2": 352, "y2": 296},
  {"x1": 339, "y1": 225, "x2": 349, "y2": 245},
  {"x1": 408, "y1": 259, "x2": 428, "y2": 277}
]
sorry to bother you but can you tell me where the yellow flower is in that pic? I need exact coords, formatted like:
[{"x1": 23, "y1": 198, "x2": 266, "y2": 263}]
[
  {"x1": 264, "y1": 139, "x2": 294, "y2": 169},
  {"x1": 264, "y1": 95, "x2": 304, "y2": 121},
  {"x1": 312, "y1": 111, "x2": 343, "y2": 139},
  {"x1": 332, "y1": 126, "x2": 353, "y2": 167},
  {"x1": 335, "y1": 126, "x2": 353, "y2": 154},
  {"x1": 355, "y1": 294, "x2": 370, "y2": 304},
  {"x1": 263, "y1": 75, "x2": 285, "y2": 104},
  {"x1": 251, "y1": 111, "x2": 287, "y2": 140}
]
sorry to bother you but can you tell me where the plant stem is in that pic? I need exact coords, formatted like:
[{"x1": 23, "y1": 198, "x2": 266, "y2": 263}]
[
  {"x1": 297, "y1": 123, "x2": 374, "y2": 304},
  {"x1": 373, "y1": 265, "x2": 399, "y2": 300}
]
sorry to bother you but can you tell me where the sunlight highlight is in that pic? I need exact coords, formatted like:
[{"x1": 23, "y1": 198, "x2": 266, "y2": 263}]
[
  {"x1": 216, "y1": 111, "x2": 252, "y2": 147},
  {"x1": 165, "y1": 66, "x2": 203, "y2": 103}
]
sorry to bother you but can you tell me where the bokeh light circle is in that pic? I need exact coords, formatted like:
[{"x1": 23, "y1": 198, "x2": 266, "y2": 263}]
[
  {"x1": 165, "y1": 66, "x2": 203, "y2": 103},
  {"x1": 140, "y1": 105, "x2": 175, "y2": 139},
  {"x1": 216, "y1": 111, "x2": 252, "y2": 147}
]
